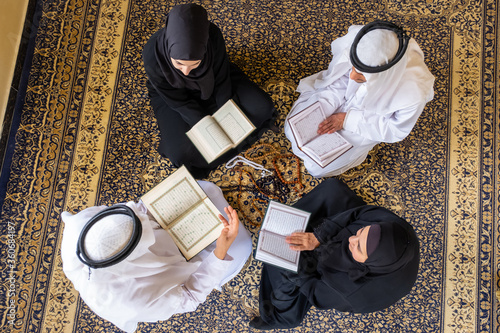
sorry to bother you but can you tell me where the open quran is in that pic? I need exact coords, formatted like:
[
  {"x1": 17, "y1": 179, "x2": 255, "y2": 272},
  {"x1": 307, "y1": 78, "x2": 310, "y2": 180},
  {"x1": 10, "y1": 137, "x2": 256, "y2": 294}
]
[
  {"x1": 186, "y1": 99, "x2": 256, "y2": 163},
  {"x1": 141, "y1": 166, "x2": 223, "y2": 260},
  {"x1": 288, "y1": 101, "x2": 352, "y2": 168},
  {"x1": 255, "y1": 201, "x2": 311, "y2": 272}
]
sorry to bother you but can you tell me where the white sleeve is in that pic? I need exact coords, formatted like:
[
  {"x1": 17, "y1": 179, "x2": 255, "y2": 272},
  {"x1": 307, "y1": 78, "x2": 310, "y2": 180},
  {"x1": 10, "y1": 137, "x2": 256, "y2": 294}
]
[
  {"x1": 175, "y1": 252, "x2": 233, "y2": 313},
  {"x1": 321, "y1": 74, "x2": 350, "y2": 114},
  {"x1": 293, "y1": 73, "x2": 350, "y2": 119},
  {"x1": 134, "y1": 192, "x2": 234, "y2": 314},
  {"x1": 342, "y1": 101, "x2": 426, "y2": 143},
  {"x1": 138, "y1": 252, "x2": 233, "y2": 325}
]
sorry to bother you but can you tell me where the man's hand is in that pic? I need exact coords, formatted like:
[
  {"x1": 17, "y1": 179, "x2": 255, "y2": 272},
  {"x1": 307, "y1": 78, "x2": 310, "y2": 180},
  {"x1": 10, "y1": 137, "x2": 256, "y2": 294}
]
[
  {"x1": 286, "y1": 232, "x2": 320, "y2": 251},
  {"x1": 214, "y1": 206, "x2": 240, "y2": 260},
  {"x1": 317, "y1": 112, "x2": 346, "y2": 135}
]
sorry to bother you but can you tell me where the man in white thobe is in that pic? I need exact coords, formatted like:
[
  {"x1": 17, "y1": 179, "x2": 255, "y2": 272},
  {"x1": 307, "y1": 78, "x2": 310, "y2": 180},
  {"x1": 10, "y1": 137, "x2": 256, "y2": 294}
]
[
  {"x1": 60, "y1": 181, "x2": 252, "y2": 333},
  {"x1": 284, "y1": 21, "x2": 435, "y2": 177}
]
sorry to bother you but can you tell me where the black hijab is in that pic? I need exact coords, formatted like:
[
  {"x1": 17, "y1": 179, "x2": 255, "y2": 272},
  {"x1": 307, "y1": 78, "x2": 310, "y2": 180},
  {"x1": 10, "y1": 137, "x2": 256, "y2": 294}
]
[
  {"x1": 315, "y1": 207, "x2": 418, "y2": 283},
  {"x1": 154, "y1": 4, "x2": 215, "y2": 99}
]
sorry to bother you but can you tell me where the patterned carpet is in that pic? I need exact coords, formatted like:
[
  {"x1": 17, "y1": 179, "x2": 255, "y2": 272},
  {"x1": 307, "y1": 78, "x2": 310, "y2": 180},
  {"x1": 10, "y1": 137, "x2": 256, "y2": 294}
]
[{"x1": 1, "y1": 0, "x2": 498, "y2": 332}]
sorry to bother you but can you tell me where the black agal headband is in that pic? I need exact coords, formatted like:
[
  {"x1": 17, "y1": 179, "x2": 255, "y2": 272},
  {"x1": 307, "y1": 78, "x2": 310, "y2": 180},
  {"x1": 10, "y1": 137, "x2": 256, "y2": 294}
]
[
  {"x1": 349, "y1": 20, "x2": 410, "y2": 74},
  {"x1": 76, "y1": 205, "x2": 142, "y2": 269}
]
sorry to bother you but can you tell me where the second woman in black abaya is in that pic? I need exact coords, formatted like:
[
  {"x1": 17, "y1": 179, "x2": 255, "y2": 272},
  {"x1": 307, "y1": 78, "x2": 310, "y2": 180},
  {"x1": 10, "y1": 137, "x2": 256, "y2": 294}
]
[
  {"x1": 142, "y1": 4, "x2": 276, "y2": 178},
  {"x1": 250, "y1": 179, "x2": 420, "y2": 330}
]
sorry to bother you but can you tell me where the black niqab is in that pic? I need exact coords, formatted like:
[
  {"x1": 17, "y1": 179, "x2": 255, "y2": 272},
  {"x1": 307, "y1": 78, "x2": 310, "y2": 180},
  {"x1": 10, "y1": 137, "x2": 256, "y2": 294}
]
[{"x1": 154, "y1": 4, "x2": 214, "y2": 99}]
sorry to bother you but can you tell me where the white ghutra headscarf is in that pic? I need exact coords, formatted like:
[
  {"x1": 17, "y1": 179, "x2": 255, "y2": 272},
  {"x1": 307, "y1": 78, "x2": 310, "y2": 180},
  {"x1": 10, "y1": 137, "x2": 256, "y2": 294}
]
[
  {"x1": 298, "y1": 23, "x2": 434, "y2": 114},
  {"x1": 60, "y1": 202, "x2": 204, "y2": 332}
]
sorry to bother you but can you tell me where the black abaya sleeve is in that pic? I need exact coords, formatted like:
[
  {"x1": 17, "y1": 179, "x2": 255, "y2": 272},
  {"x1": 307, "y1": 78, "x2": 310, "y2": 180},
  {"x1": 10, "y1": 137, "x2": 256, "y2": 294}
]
[
  {"x1": 292, "y1": 178, "x2": 366, "y2": 231},
  {"x1": 313, "y1": 207, "x2": 362, "y2": 243},
  {"x1": 208, "y1": 24, "x2": 232, "y2": 108},
  {"x1": 298, "y1": 277, "x2": 355, "y2": 312},
  {"x1": 298, "y1": 263, "x2": 420, "y2": 314}
]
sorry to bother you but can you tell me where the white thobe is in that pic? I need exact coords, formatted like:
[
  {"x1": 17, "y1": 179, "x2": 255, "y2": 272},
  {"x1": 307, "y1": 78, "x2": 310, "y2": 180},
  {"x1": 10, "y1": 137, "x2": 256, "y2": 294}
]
[
  {"x1": 284, "y1": 25, "x2": 435, "y2": 178},
  {"x1": 61, "y1": 181, "x2": 252, "y2": 333}
]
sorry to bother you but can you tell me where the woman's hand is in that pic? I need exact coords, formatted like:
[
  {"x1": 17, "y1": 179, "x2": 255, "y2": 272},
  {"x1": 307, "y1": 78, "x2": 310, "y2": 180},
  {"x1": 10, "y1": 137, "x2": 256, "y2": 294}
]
[
  {"x1": 317, "y1": 112, "x2": 346, "y2": 135},
  {"x1": 214, "y1": 206, "x2": 240, "y2": 260},
  {"x1": 286, "y1": 232, "x2": 320, "y2": 251}
]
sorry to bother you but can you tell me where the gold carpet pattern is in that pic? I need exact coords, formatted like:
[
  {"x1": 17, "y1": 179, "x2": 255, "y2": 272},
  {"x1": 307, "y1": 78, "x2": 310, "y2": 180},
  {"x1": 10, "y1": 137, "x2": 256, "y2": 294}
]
[{"x1": 0, "y1": 0, "x2": 499, "y2": 332}]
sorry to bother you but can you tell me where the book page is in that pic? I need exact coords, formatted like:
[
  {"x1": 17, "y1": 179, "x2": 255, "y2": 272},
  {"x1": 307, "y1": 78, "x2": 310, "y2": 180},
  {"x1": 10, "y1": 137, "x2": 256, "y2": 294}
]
[
  {"x1": 140, "y1": 166, "x2": 224, "y2": 260},
  {"x1": 305, "y1": 132, "x2": 350, "y2": 158},
  {"x1": 261, "y1": 202, "x2": 310, "y2": 235},
  {"x1": 288, "y1": 102, "x2": 326, "y2": 147},
  {"x1": 186, "y1": 115, "x2": 233, "y2": 162},
  {"x1": 258, "y1": 231, "x2": 299, "y2": 265},
  {"x1": 213, "y1": 99, "x2": 255, "y2": 145},
  {"x1": 167, "y1": 199, "x2": 223, "y2": 259},
  {"x1": 141, "y1": 166, "x2": 208, "y2": 229},
  {"x1": 255, "y1": 201, "x2": 311, "y2": 271}
]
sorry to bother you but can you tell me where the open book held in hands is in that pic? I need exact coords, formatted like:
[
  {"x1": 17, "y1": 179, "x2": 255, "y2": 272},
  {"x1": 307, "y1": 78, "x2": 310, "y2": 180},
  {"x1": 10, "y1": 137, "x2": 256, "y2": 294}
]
[
  {"x1": 288, "y1": 101, "x2": 352, "y2": 168},
  {"x1": 186, "y1": 99, "x2": 256, "y2": 163},
  {"x1": 141, "y1": 166, "x2": 224, "y2": 260},
  {"x1": 255, "y1": 201, "x2": 311, "y2": 272}
]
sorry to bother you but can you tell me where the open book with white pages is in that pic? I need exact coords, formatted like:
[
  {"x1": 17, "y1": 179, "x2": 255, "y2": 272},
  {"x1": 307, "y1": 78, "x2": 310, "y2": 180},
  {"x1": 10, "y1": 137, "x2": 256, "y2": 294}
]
[
  {"x1": 288, "y1": 101, "x2": 352, "y2": 168},
  {"x1": 255, "y1": 200, "x2": 311, "y2": 272},
  {"x1": 141, "y1": 166, "x2": 223, "y2": 260},
  {"x1": 186, "y1": 99, "x2": 256, "y2": 163}
]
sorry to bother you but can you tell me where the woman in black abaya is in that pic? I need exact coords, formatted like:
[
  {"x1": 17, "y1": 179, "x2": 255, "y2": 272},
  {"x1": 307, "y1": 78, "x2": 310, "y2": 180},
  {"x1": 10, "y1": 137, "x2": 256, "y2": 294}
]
[
  {"x1": 142, "y1": 4, "x2": 276, "y2": 178},
  {"x1": 250, "y1": 178, "x2": 420, "y2": 330}
]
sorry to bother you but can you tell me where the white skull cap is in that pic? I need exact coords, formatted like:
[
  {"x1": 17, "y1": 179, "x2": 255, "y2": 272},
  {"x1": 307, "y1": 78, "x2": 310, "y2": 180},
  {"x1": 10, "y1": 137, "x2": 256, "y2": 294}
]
[
  {"x1": 356, "y1": 29, "x2": 399, "y2": 68},
  {"x1": 83, "y1": 214, "x2": 134, "y2": 261}
]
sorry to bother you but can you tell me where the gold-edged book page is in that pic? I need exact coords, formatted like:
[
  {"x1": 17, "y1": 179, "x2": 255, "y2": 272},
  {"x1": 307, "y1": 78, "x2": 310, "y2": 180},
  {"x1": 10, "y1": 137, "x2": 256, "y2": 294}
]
[
  {"x1": 213, "y1": 99, "x2": 256, "y2": 146},
  {"x1": 166, "y1": 198, "x2": 224, "y2": 260},
  {"x1": 186, "y1": 115, "x2": 233, "y2": 163},
  {"x1": 287, "y1": 101, "x2": 326, "y2": 147},
  {"x1": 141, "y1": 166, "x2": 207, "y2": 229},
  {"x1": 141, "y1": 166, "x2": 223, "y2": 260}
]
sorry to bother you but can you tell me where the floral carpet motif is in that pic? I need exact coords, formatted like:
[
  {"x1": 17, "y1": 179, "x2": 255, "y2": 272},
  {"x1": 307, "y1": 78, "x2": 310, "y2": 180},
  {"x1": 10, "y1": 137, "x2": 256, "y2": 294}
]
[{"x1": 0, "y1": 0, "x2": 498, "y2": 332}]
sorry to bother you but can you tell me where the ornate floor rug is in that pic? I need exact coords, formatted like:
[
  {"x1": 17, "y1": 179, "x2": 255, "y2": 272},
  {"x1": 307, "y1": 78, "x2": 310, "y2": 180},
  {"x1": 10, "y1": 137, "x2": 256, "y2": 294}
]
[{"x1": 1, "y1": 0, "x2": 498, "y2": 332}]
